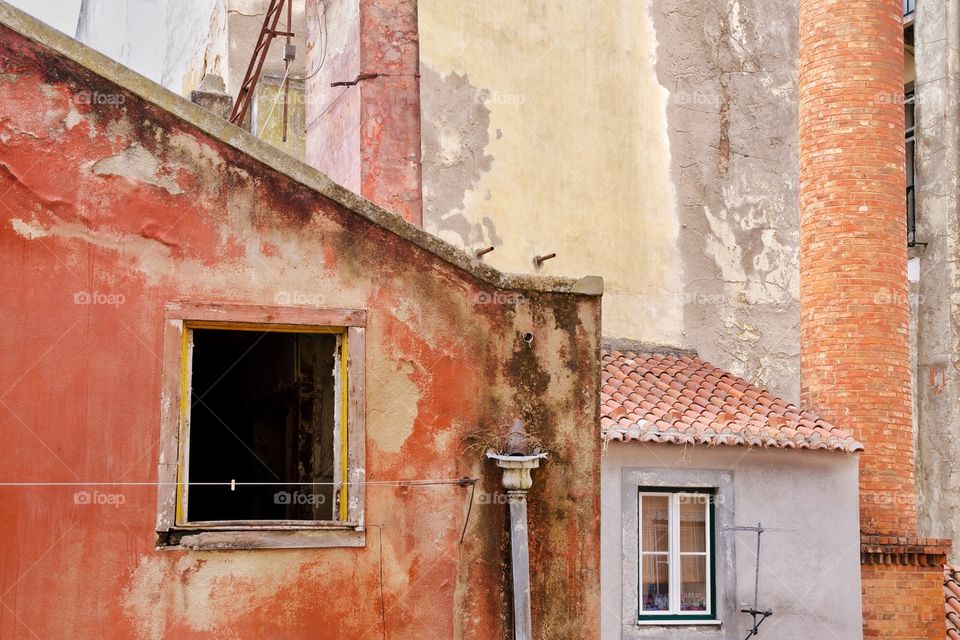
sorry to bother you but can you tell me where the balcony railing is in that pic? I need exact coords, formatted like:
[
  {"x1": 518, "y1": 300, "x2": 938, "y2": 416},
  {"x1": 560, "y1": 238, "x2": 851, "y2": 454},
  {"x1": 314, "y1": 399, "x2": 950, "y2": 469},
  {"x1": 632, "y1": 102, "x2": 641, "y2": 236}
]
[{"x1": 907, "y1": 185, "x2": 916, "y2": 246}]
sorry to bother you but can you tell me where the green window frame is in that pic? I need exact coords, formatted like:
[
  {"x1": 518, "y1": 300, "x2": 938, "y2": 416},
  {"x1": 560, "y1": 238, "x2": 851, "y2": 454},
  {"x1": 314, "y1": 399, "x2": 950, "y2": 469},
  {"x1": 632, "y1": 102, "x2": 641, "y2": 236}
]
[{"x1": 637, "y1": 487, "x2": 717, "y2": 622}]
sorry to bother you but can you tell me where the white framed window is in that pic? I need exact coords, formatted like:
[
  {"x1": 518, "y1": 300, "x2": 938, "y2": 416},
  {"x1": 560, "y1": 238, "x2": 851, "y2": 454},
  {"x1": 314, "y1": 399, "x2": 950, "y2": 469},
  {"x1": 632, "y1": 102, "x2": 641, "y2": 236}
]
[{"x1": 638, "y1": 489, "x2": 715, "y2": 622}]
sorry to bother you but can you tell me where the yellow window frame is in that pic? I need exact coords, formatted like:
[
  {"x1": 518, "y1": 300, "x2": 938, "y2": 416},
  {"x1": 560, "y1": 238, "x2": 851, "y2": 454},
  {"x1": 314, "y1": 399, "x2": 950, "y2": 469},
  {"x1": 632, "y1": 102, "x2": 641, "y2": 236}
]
[{"x1": 174, "y1": 321, "x2": 350, "y2": 524}]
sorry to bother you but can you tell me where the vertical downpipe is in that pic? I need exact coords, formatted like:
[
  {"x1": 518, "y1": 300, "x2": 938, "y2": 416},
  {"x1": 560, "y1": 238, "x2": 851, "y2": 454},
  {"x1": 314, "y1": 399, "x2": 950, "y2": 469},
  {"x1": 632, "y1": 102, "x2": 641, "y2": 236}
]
[{"x1": 488, "y1": 449, "x2": 547, "y2": 639}]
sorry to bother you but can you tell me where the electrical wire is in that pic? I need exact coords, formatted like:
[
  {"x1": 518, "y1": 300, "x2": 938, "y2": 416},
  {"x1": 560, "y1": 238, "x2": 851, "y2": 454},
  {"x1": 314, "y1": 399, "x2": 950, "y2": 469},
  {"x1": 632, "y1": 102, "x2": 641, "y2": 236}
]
[
  {"x1": 302, "y1": 0, "x2": 328, "y2": 80},
  {"x1": 0, "y1": 479, "x2": 477, "y2": 487},
  {"x1": 257, "y1": 64, "x2": 292, "y2": 139}
]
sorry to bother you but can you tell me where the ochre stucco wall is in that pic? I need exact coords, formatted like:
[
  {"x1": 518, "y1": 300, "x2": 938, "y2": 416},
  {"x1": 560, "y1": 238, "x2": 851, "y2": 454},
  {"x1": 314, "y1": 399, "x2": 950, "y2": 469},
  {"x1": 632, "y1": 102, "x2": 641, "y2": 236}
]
[
  {"x1": 417, "y1": 0, "x2": 683, "y2": 345},
  {"x1": 0, "y1": 20, "x2": 601, "y2": 639}
]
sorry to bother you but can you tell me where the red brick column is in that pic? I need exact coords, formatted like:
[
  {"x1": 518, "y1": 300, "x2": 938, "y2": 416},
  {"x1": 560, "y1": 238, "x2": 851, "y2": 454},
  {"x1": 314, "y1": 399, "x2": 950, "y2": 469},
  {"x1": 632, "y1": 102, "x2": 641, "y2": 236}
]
[
  {"x1": 799, "y1": 0, "x2": 911, "y2": 534},
  {"x1": 799, "y1": 0, "x2": 949, "y2": 636}
]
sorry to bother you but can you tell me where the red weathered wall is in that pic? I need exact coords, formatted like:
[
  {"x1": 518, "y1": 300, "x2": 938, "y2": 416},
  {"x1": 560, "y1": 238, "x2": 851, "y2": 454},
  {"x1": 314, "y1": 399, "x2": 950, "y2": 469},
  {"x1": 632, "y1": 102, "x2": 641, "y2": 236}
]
[{"x1": 0, "y1": 22, "x2": 599, "y2": 639}]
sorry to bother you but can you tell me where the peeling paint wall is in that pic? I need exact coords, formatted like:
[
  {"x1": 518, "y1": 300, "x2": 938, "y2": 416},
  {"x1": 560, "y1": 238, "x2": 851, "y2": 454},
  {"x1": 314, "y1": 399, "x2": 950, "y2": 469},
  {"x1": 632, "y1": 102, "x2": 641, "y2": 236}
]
[
  {"x1": 417, "y1": 0, "x2": 801, "y2": 400},
  {"x1": 653, "y1": 0, "x2": 800, "y2": 400},
  {"x1": 0, "y1": 21, "x2": 600, "y2": 639},
  {"x1": 303, "y1": 0, "x2": 423, "y2": 224}
]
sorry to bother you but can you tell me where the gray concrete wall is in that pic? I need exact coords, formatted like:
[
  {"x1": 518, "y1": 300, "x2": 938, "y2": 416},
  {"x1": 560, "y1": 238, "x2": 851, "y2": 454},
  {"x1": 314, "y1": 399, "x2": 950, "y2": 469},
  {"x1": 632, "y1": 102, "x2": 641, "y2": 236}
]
[
  {"x1": 601, "y1": 444, "x2": 862, "y2": 639},
  {"x1": 652, "y1": 0, "x2": 801, "y2": 402},
  {"x1": 913, "y1": 0, "x2": 960, "y2": 557}
]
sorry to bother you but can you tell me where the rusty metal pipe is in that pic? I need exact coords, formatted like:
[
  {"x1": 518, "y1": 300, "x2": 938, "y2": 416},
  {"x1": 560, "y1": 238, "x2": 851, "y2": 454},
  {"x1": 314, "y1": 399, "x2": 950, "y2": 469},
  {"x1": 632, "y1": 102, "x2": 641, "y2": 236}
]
[{"x1": 534, "y1": 252, "x2": 556, "y2": 267}]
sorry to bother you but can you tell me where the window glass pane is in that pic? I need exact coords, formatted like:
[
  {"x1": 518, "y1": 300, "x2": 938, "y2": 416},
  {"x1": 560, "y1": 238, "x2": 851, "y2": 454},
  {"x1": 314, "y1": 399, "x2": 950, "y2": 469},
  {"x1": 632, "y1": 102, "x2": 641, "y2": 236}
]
[
  {"x1": 640, "y1": 495, "x2": 669, "y2": 552},
  {"x1": 641, "y1": 555, "x2": 670, "y2": 611},
  {"x1": 679, "y1": 495, "x2": 707, "y2": 553},
  {"x1": 680, "y1": 555, "x2": 708, "y2": 611}
]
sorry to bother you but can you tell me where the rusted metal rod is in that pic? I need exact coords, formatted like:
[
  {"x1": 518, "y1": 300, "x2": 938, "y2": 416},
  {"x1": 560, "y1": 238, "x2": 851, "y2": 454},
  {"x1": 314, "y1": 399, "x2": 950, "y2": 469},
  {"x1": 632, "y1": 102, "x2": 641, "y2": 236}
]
[
  {"x1": 229, "y1": 0, "x2": 287, "y2": 128},
  {"x1": 281, "y1": 0, "x2": 293, "y2": 142},
  {"x1": 534, "y1": 252, "x2": 556, "y2": 267},
  {"x1": 474, "y1": 246, "x2": 494, "y2": 258}
]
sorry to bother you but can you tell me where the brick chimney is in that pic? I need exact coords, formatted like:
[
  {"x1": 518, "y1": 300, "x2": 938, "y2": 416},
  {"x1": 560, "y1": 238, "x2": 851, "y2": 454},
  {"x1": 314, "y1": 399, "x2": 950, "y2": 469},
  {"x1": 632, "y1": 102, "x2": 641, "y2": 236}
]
[
  {"x1": 798, "y1": 0, "x2": 949, "y2": 636},
  {"x1": 304, "y1": 0, "x2": 422, "y2": 226}
]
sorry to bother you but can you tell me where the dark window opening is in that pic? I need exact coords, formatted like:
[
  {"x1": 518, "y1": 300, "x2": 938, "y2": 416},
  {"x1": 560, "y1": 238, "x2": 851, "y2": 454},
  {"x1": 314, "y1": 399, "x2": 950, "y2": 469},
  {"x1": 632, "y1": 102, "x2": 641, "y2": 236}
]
[
  {"x1": 186, "y1": 329, "x2": 340, "y2": 523},
  {"x1": 905, "y1": 88, "x2": 916, "y2": 246}
]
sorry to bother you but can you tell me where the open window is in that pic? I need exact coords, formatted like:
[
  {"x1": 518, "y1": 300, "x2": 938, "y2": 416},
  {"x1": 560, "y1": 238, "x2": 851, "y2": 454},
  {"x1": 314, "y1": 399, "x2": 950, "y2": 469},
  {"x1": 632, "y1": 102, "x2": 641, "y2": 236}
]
[
  {"x1": 156, "y1": 303, "x2": 366, "y2": 550},
  {"x1": 638, "y1": 489, "x2": 716, "y2": 623}
]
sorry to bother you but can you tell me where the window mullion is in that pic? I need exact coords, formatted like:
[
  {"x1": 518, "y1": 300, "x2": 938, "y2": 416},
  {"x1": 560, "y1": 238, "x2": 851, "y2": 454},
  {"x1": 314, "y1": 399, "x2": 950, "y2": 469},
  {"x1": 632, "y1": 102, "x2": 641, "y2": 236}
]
[
  {"x1": 705, "y1": 499, "x2": 712, "y2": 615},
  {"x1": 670, "y1": 494, "x2": 680, "y2": 613}
]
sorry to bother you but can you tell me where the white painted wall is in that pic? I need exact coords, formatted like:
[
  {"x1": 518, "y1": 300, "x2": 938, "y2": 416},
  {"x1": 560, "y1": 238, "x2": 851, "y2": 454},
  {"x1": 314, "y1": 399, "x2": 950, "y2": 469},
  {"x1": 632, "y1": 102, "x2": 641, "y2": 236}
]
[
  {"x1": 5, "y1": 0, "x2": 80, "y2": 35},
  {"x1": 75, "y1": 0, "x2": 227, "y2": 96}
]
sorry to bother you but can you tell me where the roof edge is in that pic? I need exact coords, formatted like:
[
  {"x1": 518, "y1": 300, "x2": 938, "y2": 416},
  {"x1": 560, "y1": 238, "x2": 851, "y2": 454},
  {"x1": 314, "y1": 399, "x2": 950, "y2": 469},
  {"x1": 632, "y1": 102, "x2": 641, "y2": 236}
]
[
  {"x1": 600, "y1": 338, "x2": 697, "y2": 358},
  {"x1": 602, "y1": 425, "x2": 865, "y2": 454},
  {"x1": 0, "y1": 2, "x2": 603, "y2": 298}
]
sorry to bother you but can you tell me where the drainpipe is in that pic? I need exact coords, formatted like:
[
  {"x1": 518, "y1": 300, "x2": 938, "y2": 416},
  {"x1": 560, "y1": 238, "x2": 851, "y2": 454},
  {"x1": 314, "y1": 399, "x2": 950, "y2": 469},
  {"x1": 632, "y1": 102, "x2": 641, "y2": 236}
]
[{"x1": 487, "y1": 450, "x2": 547, "y2": 640}]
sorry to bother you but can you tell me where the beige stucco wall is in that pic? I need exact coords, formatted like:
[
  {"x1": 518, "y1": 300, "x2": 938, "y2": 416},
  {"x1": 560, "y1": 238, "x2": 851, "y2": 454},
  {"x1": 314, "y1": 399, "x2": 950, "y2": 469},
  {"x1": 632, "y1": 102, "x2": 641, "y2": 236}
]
[{"x1": 418, "y1": 1, "x2": 683, "y2": 344}]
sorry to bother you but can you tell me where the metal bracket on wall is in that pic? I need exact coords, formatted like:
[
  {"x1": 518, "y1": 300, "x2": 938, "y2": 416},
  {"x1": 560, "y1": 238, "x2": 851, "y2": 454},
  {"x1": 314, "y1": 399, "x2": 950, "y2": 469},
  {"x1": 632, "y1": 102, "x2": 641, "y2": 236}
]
[{"x1": 724, "y1": 523, "x2": 793, "y2": 638}]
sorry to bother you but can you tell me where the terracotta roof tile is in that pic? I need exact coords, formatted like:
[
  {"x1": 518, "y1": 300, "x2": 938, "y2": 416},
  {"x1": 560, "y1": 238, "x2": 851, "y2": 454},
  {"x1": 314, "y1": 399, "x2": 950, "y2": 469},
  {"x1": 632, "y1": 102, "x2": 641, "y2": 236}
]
[
  {"x1": 947, "y1": 565, "x2": 960, "y2": 639},
  {"x1": 600, "y1": 350, "x2": 864, "y2": 453}
]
